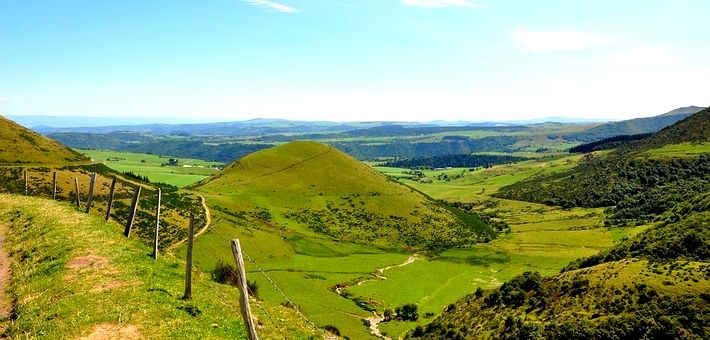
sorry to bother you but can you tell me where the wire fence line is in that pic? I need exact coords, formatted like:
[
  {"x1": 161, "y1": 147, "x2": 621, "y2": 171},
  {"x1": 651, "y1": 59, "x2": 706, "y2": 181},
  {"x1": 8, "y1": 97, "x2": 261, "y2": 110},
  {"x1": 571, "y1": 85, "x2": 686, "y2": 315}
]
[
  {"x1": 201, "y1": 246, "x2": 289, "y2": 340},
  {"x1": 206, "y1": 227, "x2": 328, "y2": 338}
]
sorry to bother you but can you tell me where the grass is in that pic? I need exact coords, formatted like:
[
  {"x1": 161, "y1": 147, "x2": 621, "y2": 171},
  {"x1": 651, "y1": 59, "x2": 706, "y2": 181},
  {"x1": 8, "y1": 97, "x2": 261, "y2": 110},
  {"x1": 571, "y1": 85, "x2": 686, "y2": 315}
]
[
  {"x1": 643, "y1": 142, "x2": 710, "y2": 159},
  {"x1": 416, "y1": 258, "x2": 710, "y2": 339},
  {"x1": 195, "y1": 141, "x2": 492, "y2": 249},
  {"x1": 181, "y1": 149, "x2": 620, "y2": 339},
  {"x1": 0, "y1": 164, "x2": 204, "y2": 250},
  {"x1": 182, "y1": 208, "x2": 408, "y2": 338},
  {"x1": 175, "y1": 147, "x2": 621, "y2": 339},
  {"x1": 0, "y1": 195, "x2": 319, "y2": 339},
  {"x1": 0, "y1": 116, "x2": 87, "y2": 165},
  {"x1": 376, "y1": 154, "x2": 583, "y2": 203},
  {"x1": 79, "y1": 149, "x2": 223, "y2": 187}
]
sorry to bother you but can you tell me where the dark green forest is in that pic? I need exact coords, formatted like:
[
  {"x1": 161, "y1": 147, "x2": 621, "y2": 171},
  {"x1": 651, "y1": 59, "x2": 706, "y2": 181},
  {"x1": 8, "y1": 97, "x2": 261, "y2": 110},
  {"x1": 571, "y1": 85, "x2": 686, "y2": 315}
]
[{"x1": 383, "y1": 154, "x2": 528, "y2": 169}]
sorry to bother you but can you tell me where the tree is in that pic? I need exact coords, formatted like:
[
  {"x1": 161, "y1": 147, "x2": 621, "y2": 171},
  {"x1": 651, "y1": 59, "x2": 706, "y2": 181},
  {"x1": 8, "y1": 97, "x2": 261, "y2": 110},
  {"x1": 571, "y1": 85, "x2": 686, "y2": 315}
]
[{"x1": 396, "y1": 304, "x2": 419, "y2": 321}]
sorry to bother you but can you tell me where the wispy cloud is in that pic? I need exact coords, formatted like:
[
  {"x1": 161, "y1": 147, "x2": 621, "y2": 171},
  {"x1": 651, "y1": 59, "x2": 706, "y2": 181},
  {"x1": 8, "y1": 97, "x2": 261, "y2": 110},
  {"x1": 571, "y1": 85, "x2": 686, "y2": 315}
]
[
  {"x1": 0, "y1": 96, "x2": 11, "y2": 102},
  {"x1": 401, "y1": 0, "x2": 486, "y2": 8},
  {"x1": 243, "y1": 0, "x2": 299, "y2": 13},
  {"x1": 512, "y1": 29, "x2": 610, "y2": 52}
]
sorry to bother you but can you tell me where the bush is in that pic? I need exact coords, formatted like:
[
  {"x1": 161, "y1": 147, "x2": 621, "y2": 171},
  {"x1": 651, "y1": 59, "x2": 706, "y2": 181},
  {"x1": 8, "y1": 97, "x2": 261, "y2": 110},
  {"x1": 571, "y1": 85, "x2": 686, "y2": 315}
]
[
  {"x1": 211, "y1": 260, "x2": 238, "y2": 286},
  {"x1": 396, "y1": 304, "x2": 419, "y2": 321}
]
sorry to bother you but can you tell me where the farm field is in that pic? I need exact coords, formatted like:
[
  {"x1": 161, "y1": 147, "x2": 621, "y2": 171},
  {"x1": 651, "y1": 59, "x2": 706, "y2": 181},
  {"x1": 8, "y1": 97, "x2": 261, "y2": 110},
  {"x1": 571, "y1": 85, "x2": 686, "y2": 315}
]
[{"x1": 79, "y1": 149, "x2": 223, "y2": 187}]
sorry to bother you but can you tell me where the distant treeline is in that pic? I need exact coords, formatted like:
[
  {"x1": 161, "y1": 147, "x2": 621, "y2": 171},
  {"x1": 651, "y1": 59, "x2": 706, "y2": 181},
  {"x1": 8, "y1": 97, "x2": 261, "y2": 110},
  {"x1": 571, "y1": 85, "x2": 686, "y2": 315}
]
[
  {"x1": 50, "y1": 131, "x2": 523, "y2": 162},
  {"x1": 332, "y1": 136, "x2": 520, "y2": 159},
  {"x1": 48, "y1": 132, "x2": 271, "y2": 163},
  {"x1": 384, "y1": 154, "x2": 528, "y2": 169},
  {"x1": 569, "y1": 133, "x2": 652, "y2": 153}
]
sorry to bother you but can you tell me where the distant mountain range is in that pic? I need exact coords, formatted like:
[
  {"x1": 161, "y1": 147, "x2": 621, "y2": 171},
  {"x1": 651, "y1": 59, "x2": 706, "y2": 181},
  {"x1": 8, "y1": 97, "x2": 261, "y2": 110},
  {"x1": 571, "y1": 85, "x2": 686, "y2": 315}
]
[
  {"x1": 8, "y1": 116, "x2": 613, "y2": 136},
  {"x1": 10, "y1": 106, "x2": 703, "y2": 138},
  {"x1": 568, "y1": 106, "x2": 706, "y2": 142}
]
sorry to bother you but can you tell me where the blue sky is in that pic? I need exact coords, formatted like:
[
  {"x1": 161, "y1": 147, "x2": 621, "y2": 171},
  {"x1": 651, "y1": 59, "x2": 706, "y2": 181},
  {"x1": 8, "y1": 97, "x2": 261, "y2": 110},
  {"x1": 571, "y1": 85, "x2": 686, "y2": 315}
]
[{"x1": 1, "y1": 0, "x2": 709, "y2": 122}]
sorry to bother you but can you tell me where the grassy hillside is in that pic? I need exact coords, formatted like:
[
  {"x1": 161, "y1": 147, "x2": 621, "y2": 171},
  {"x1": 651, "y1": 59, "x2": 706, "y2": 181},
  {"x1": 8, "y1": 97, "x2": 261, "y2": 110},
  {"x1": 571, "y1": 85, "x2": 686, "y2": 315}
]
[
  {"x1": 409, "y1": 259, "x2": 710, "y2": 339},
  {"x1": 195, "y1": 141, "x2": 494, "y2": 249},
  {"x1": 497, "y1": 108, "x2": 710, "y2": 209},
  {"x1": 0, "y1": 115, "x2": 87, "y2": 165},
  {"x1": 406, "y1": 109, "x2": 710, "y2": 339},
  {"x1": 0, "y1": 164, "x2": 205, "y2": 250},
  {"x1": 0, "y1": 195, "x2": 318, "y2": 338},
  {"x1": 408, "y1": 188, "x2": 710, "y2": 339}
]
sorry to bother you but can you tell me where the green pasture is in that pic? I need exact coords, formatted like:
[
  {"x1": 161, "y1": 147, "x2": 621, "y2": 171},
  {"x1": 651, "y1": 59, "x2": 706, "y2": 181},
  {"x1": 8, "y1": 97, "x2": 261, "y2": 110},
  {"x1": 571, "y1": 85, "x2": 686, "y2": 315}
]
[
  {"x1": 345, "y1": 194, "x2": 614, "y2": 338},
  {"x1": 175, "y1": 150, "x2": 619, "y2": 339},
  {"x1": 79, "y1": 149, "x2": 223, "y2": 187},
  {"x1": 643, "y1": 142, "x2": 710, "y2": 159}
]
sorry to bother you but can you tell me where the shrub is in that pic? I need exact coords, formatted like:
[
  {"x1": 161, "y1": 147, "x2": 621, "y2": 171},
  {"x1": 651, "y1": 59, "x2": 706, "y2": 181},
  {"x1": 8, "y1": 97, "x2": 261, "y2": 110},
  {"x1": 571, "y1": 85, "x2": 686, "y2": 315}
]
[{"x1": 396, "y1": 304, "x2": 419, "y2": 321}]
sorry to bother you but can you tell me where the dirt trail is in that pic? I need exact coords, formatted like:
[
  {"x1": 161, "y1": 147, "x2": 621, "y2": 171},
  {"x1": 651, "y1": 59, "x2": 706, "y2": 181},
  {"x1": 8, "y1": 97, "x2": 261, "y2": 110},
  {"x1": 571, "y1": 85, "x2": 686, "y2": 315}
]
[
  {"x1": 0, "y1": 225, "x2": 12, "y2": 324},
  {"x1": 335, "y1": 254, "x2": 421, "y2": 339},
  {"x1": 239, "y1": 147, "x2": 333, "y2": 184},
  {"x1": 167, "y1": 195, "x2": 211, "y2": 251}
]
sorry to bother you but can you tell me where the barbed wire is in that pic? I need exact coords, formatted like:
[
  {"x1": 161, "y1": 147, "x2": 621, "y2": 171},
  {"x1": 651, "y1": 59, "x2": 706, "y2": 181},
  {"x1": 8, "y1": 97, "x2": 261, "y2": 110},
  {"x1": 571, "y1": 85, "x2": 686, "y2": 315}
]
[
  {"x1": 201, "y1": 246, "x2": 290, "y2": 340},
  {"x1": 208, "y1": 227, "x2": 328, "y2": 338}
]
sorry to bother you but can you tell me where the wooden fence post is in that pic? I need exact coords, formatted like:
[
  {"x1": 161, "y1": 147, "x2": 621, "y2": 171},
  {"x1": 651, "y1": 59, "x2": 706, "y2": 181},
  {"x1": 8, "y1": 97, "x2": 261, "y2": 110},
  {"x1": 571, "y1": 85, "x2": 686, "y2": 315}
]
[
  {"x1": 231, "y1": 239, "x2": 259, "y2": 340},
  {"x1": 105, "y1": 176, "x2": 117, "y2": 221},
  {"x1": 152, "y1": 188, "x2": 161, "y2": 260},
  {"x1": 183, "y1": 214, "x2": 195, "y2": 300},
  {"x1": 74, "y1": 178, "x2": 81, "y2": 207},
  {"x1": 24, "y1": 170, "x2": 28, "y2": 196},
  {"x1": 52, "y1": 171, "x2": 57, "y2": 200},
  {"x1": 85, "y1": 173, "x2": 96, "y2": 213},
  {"x1": 124, "y1": 187, "x2": 141, "y2": 238}
]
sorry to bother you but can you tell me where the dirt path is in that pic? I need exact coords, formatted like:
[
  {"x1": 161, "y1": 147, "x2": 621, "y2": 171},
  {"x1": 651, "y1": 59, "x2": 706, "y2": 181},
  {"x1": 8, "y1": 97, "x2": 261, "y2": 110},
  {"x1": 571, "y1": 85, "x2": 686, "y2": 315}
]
[
  {"x1": 167, "y1": 195, "x2": 211, "y2": 251},
  {"x1": 0, "y1": 225, "x2": 12, "y2": 324},
  {"x1": 240, "y1": 147, "x2": 332, "y2": 184},
  {"x1": 335, "y1": 254, "x2": 421, "y2": 339}
]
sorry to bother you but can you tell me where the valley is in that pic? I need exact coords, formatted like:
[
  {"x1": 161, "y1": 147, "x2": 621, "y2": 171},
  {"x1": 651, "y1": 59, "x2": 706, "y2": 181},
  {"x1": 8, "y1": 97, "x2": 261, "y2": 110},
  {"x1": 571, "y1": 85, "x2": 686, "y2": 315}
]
[
  {"x1": 4, "y1": 2, "x2": 709, "y2": 338},
  {"x1": 0, "y1": 107, "x2": 708, "y2": 339}
]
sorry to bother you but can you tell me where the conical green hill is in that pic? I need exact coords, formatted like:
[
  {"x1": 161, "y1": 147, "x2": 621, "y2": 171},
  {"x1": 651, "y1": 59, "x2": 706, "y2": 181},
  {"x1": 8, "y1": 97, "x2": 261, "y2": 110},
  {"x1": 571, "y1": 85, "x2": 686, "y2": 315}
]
[{"x1": 196, "y1": 141, "x2": 493, "y2": 249}]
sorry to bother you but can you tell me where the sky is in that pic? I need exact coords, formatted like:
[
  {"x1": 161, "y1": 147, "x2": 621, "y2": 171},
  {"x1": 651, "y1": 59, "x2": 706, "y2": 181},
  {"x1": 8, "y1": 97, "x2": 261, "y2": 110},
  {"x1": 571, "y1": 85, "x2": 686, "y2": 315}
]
[{"x1": 1, "y1": 0, "x2": 709, "y2": 122}]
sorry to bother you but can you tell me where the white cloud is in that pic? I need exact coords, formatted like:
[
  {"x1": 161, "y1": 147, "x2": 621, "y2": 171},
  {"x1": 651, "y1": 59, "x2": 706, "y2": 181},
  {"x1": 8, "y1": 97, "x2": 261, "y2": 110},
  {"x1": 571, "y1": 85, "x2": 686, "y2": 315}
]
[
  {"x1": 243, "y1": 0, "x2": 299, "y2": 13},
  {"x1": 401, "y1": 0, "x2": 486, "y2": 8},
  {"x1": 512, "y1": 29, "x2": 610, "y2": 52},
  {"x1": 0, "y1": 97, "x2": 11, "y2": 102}
]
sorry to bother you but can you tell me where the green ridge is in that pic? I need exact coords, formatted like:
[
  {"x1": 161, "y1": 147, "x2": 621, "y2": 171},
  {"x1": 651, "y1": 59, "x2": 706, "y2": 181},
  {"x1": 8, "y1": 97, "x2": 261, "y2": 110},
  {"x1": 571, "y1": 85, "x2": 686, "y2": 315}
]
[{"x1": 0, "y1": 115, "x2": 87, "y2": 165}]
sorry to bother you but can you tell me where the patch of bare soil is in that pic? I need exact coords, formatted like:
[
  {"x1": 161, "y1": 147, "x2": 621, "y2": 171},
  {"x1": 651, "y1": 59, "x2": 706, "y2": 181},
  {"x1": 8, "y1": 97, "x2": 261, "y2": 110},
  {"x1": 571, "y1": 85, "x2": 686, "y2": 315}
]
[
  {"x1": 77, "y1": 323, "x2": 142, "y2": 340},
  {"x1": 91, "y1": 280, "x2": 141, "y2": 293},
  {"x1": 67, "y1": 255, "x2": 108, "y2": 271}
]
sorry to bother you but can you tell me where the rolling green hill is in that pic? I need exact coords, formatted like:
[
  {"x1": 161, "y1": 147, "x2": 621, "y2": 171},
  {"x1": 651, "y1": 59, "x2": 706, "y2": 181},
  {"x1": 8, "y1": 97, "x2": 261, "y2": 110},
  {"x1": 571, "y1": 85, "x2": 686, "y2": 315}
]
[
  {"x1": 408, "y1": 167, "x2": 710, "y2": 340},
  {"x1": 497, "y1": 107, "x2": 710, "y2": 210},
  {"x1": 408, "y1": 108, "x2": 710, "y2": 340},
  {"x1": 0, "y1": 115, "x2": 87, "y2": 165},
  {"x1": 194, "y1": 141, "x2": 494, "y2": 249}
]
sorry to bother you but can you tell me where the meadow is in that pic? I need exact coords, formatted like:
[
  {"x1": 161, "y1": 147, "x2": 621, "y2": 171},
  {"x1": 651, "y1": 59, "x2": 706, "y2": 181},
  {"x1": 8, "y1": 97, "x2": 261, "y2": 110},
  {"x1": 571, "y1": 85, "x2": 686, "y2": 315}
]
[
  {"x1": 79, "y1": 149, "x2": 223, "y2": 187},
  {"x1": 180, "y1": 152, "x2": 631, "y2": 339},
  {"x1": 643, "y1": 142, "x2": 710, "y2": 159}
]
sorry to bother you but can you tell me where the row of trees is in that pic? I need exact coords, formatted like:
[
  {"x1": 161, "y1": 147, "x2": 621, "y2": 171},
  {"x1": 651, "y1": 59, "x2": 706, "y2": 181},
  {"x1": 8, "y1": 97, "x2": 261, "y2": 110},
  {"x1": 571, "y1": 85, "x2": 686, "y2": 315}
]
[{"x1": 383, "y1": 154, "x2": 527, "y2": 169}]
